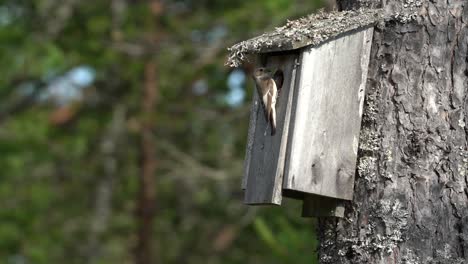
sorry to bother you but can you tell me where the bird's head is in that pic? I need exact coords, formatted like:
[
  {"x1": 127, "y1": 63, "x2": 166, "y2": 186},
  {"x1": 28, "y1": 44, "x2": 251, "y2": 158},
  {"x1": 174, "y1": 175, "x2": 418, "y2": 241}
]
[{"x1": 253, "y1": 67, "x2": 272, "y2": 78}]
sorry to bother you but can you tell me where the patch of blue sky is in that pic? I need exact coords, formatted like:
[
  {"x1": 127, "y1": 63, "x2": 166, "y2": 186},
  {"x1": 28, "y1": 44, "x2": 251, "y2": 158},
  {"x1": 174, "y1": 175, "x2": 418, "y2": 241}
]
[
  {"x1": 225, "y1": 69, "x2": 246, "y2": 107},
  {"x1": 39, "y1": 65, "x2": 96, "y2": 105}
]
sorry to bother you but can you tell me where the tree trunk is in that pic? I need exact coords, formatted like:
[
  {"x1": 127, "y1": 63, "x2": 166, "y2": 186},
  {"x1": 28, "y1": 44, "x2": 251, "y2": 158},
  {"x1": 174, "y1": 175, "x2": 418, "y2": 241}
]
[
  {"x1": 318, "y1": 1, "x2": 468, "y2": 263},
  {"x1": 135, "y1": 60, "x2": 157, "y2": 264}
]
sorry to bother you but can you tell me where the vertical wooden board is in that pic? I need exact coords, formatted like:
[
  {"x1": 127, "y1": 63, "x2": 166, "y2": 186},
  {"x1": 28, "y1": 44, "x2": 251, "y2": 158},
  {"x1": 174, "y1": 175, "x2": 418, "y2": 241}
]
[
  {"x1": 244, "y1": 53, "x2": 299, "y2": 205},
  {"x1": 242, "y1": 90, "x2": 259, "y2": 190},
  {"x1": 242, "y1": 54, "x2": 268, "y2": 190},
  {"x1": 283, "y1": 28, "x2": 374, "y2": 200}
]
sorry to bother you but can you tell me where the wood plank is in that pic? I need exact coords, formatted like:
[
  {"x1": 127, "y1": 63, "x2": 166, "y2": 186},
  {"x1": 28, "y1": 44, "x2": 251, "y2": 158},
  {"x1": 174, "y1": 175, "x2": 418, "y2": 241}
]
[
  {"x1": 241, "y1": 90, "x2": 259, "y2": 190},
  {"x1": 242, "y1": 54, "x2": 268, "y2": 190},
  {"x1": 244, "y1": 53, "x2": 299, "y2": 205},
  {"x1": 302, "y1": 195, "x2": 345, "y2": 218},
  {"x1": 283, "y1": 27, "x2": 374, "y2": 200}
]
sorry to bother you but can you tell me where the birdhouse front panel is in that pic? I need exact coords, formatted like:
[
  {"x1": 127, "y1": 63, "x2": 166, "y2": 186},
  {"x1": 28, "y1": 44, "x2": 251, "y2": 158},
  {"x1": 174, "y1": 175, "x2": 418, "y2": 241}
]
[
  {"x1": 282, "y1": 27, "x2": 374, "y2": 200},
  {"x1": 243, "y1": 53, "x2": 299, "y2": 205}
]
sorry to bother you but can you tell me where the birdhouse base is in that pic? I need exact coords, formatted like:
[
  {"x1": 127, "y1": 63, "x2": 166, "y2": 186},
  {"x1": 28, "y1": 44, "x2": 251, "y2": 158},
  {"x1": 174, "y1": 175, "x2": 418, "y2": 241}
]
[
  {"x1": 302, "y1": 194, "x2": 345, "y2": 218},
  {"x1": 282, "y1": 190, "x2": 346, "y2": 217}
]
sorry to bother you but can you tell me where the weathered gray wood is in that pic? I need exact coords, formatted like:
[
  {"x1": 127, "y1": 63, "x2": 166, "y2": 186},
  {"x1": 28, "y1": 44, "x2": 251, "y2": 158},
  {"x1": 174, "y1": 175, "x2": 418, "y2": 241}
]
[
  {"x1": 242, "y1": 54, "x2": 269, "y2": 190},
  {"x1": 244, "y1": 53, "x2": 299, "y2": 205},
  {"x1": 302, "y1": 195, "x2": 345, "y2": 218},
  {"x1": 241, "y1": 90, "x2": 259, "y2": 190},
  {"x1": 283, "y1": 27, "x2": 373, "y2": 200}
]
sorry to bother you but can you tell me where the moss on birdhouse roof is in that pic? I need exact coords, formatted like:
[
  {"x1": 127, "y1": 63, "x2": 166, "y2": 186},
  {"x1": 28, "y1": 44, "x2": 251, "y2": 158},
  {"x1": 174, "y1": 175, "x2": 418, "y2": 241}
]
[{"x1": 226, "y1": 9, "x2": 384, "y2": 67}]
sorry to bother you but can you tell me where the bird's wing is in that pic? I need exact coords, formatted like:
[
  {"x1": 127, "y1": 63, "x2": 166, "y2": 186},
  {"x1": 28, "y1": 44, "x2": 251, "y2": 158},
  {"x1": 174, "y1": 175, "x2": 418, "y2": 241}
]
[{"x1": 268, "y1": 79, "x2": 277, "y2": 135}]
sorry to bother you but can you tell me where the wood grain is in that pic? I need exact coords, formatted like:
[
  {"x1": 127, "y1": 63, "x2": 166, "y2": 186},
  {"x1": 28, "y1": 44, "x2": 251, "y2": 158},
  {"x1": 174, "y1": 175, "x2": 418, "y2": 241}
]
[{"x1": 283, "y1": 28, "x2": 374, "y2": 200}]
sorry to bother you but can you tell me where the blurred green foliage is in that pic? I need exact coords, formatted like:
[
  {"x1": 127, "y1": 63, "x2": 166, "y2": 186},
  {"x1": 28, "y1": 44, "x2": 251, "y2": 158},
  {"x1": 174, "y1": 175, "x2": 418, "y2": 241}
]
[{"x1": 0, "y1": 0, "x2": 324, "y2": 263}]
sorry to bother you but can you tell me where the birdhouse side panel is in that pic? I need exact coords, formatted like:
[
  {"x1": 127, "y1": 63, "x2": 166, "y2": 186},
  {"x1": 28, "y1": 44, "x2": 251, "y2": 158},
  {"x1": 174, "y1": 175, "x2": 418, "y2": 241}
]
[{"x1": 283, "y1": 28, "x2": 374, "y2": 200}]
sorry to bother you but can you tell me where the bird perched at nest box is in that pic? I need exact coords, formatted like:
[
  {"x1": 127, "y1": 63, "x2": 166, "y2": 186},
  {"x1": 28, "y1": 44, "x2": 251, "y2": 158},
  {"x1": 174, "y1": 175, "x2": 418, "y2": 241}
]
[{"x1": 253, "y1": 67, "x2": 278, "y2": 135}]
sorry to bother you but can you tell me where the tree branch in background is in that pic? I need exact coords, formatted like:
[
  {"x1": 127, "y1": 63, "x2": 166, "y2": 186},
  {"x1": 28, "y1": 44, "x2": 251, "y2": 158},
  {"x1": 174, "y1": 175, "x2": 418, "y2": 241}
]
[
  {"x1": 158, "y1": 140, "x2": 231, "y2": 181},
  {"x1": 41, "y1": 0, "x2": 79, "y2": 37},
  {"x1": 135, "y1": 60, "x2": 157, "y2": 264},
  {"x1": 0, "y1": 80, "x2": 46, "y2": 124},
  {"x1": 86, "y1": 105, "x2": 127, "y2": 263}
]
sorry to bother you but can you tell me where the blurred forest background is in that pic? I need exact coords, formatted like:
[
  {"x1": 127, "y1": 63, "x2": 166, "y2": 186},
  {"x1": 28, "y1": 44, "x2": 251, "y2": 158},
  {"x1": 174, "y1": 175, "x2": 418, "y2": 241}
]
[{"x1": 0, "y1": 0, "x2": 326, "y2": 263}]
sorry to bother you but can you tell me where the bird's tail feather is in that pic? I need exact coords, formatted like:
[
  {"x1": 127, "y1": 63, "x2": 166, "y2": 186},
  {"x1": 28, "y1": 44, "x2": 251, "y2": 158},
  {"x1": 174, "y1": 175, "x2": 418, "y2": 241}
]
[{"x1": 270, "y1": 108, "x2": 276, "y2": 136}]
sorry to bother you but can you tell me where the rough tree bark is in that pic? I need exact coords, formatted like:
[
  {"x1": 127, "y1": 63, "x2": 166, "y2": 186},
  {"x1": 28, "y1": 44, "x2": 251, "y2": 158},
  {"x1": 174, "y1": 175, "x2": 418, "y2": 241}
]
[{"x1": 318, "y1": 0, "x2": 468, "y2": 263}]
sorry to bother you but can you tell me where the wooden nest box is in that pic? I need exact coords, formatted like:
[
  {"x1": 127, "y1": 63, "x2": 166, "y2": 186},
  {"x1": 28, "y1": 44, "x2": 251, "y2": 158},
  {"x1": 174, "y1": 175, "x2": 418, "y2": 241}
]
[{"x1": 227, "y1": 9, "x2": 383, "y2": 217}]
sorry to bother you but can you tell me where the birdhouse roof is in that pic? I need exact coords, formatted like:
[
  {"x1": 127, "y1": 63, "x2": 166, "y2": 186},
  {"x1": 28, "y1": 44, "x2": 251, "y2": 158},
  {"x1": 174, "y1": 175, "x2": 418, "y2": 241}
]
[{"x1": 226, "y1": 9, "x2": 383, "y2": 67}]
